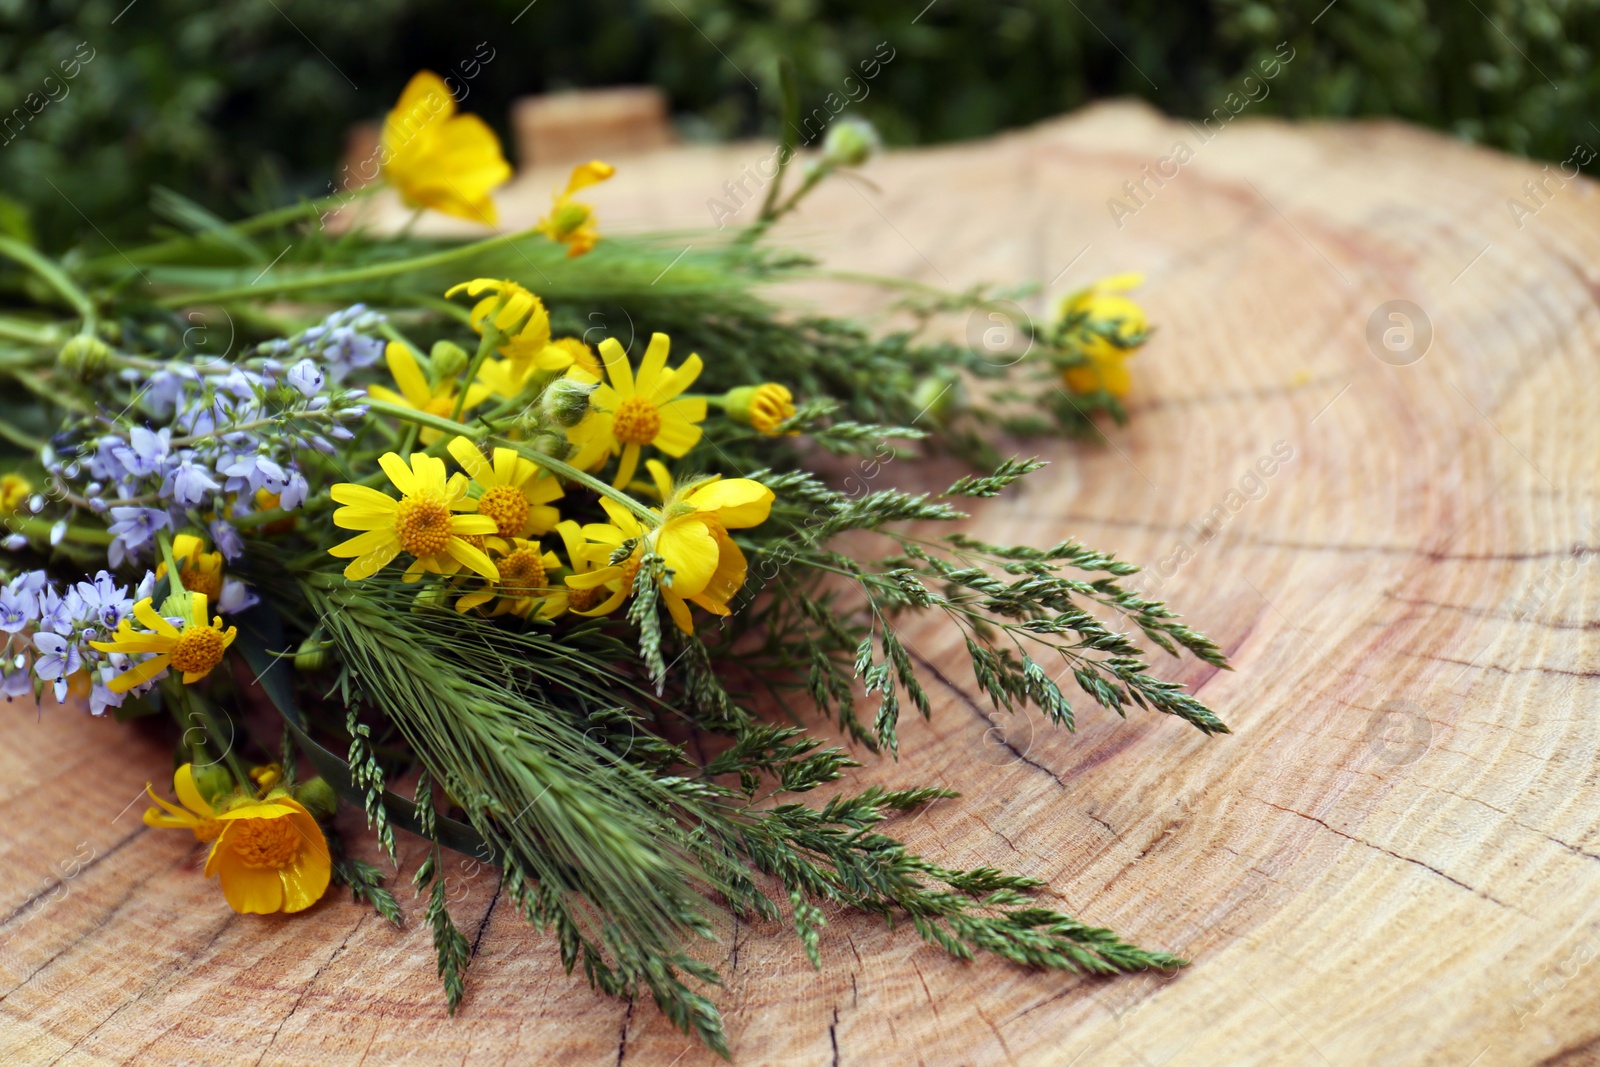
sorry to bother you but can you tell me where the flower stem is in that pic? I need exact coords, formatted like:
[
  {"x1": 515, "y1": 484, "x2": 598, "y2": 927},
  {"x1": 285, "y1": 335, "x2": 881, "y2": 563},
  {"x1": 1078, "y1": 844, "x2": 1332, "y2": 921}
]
[
  {"x1": 2, "y1": 514, "x2": 112, "y2": 546},
  {"x1": 0, "y1": 237, "x2": 95, "y2": 326},
  {"x1": 362, "y1": 397, "x2": 658, "y2": 525},
  {"x1": 155, "y1": 225, "x2": 542, "y2": 308}
]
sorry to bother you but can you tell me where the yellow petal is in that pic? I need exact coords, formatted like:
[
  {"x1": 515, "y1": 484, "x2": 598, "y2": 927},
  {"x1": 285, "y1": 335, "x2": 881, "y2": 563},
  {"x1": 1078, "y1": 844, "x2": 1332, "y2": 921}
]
[
  {"x1": 447, "y1": 537, "x2": 500, "y2": 581},
  {"x1": 688, "y1": 478, "x2": 773, "y2": 528},
  {"x1": 447, "y1": 436, "x2": 492, "y2": 484},
  {"x1": 378, "y1": 452, "x2": 420, "y2": 495},
  {"x1": 173, "y1": 764, "x2": 215, "y2": 818},
  {"x1": 598, "y1": 338, "x2": 633, "y2": 396},
  {"x1": 661, "y1": 589, "x2": 695, "y2": 634},
  {"x1": 563, "y1": 160, "x2": 616, "y2": 197},
  {"x1": 331, "y1": 483, "x2": 399, "y2": 510},
  {"x1": 343, "y1": 542, "x2": 401, "y2": 581},
  {"x1": 107, "y1": 654, "x2": 170, "y2": 694},
  {"x1": 635, "y1": 333, "x2": 671, "y2": 393},
  {"x1": 651, "y1": 353, "x2": 703, "y2": 402},
  {"x1": 215, "y1": 846, "x2": 286, "y2": 914},
  {"x1": 655, "y1": 518, "x2": 719, "y2": 598},
  {"x1": 328, "y1": 529, "x2": 400, "y2": 558},
  {"x1": 384, "y1": 343, "x2": 432, "y2": 409},
  {"x1": 134, "y1": 598, "x2": 180, "y2": 638}
]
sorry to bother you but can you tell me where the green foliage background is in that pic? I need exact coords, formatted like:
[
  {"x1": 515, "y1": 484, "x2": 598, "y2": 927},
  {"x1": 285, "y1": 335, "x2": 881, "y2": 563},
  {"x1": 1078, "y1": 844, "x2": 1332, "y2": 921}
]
[{"x1": 2, "y1": 0, "x2": 1596, "y2": 248}]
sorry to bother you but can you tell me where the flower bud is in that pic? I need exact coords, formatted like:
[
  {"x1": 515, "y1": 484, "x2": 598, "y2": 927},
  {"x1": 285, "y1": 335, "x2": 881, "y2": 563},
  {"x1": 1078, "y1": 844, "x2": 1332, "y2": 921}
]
[
  {"x1": 910, "y1": 373, "x2": 964, "y2": 428},
  {"x1": 821, "y1": 118, "x2": 882, "y2": 169},
  {"x1": 539, "y1": 376, "x2": 595, "y2": 428},
  {"x1": 293, "y1": 777, "x2": 338, "y2": 820},
  {"x1": 527, "y1": 431, "x2": 573, "y2": 461},
  {"x1": 249, "y1": 763, "x2": 282, "y2": 791},
  {"x1": 412, "y1": 583, "x2": 450, "y2": 613},
  {"x1": 57, "y1": 334, "x2": 112, "y2": 380},
  {"x1": 189, "y1": 762, "x2": 235, "y2": 805},
  {"x1": 294, "y1": 636, "x2": 329, "y2": 672},
  {"x1": 430, "y1": 340, "x2": 470, "y2": 380},
  {"x1": 723, "y1": 383, "x2": 796, "y2": 435}
]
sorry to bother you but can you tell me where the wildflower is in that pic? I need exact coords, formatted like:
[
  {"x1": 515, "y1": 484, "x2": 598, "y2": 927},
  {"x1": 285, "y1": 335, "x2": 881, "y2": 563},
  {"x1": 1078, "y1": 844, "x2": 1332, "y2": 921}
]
[
  {"x1": 367, "y1": 342, "x2": 492, "y2": 443},
  {"x1": 89, "y1": 592, "x2": 238, "y2": 693},
  {"x1": 142, "y1": 763, "x2": 226, "y2": 842},
  {"x1": 455, "y1": 537, "x2": 566, "y2": 618},
  {"x1": 1059, "y1": 273, "x2": 1149, "y2": 398},
  {"x1": 447, "y1": 278, "x2": 543, "y2": 340},
  {"x1": 156, "y1": 533, "x2": 257, "y2": 614},
  {"x1": 381, "y1": 70, "x2": 511, "y2": 226},
  {"x1": 32, "y1": 632, "x2": 80, "y2": 702},
  {"x1": 536, "y1": 160, "x2": 615, "y2": 257},
  {"x1": 205, "y1": 793, "x2": 331, "y2": 914},
  {"x1": 551, "y1": 337, "x2": 601, "y2": 379},
  {"x1": 723, "y1": 383, "x2": 796, "y2": 435},
  {"x1": 446, "y1": 436, "x2": 562, "y2": 539},
  {"x1": 821, "y1": 118, "x2": 882, "y2": 169},
  {"x1": 566, "y1": 333, "x2": 706, "y2": 488},
  {"x1": 286, "y1": 359, "x2": 325, "y2": 398},
  {"x1": 553, "y1": 520, "x2": 612, "y2": 616},
  {"x1": 0, "y1": 473, "x2": 31, "y2": 515},
  {"x1": 568, "y1": 462, "x2": 772, "y2": 633},
  {"x1": 328, "y1": 452, "x2": 499, "y2": 583}
]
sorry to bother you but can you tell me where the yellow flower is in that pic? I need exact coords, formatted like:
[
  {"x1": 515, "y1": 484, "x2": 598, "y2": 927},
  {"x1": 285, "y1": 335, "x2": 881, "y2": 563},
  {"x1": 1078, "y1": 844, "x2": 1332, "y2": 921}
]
[
  {"x1": 1059, "y1": 273, "x2": 1149, "y2": 398},
  {"x1": 724, "y1": 383, "x2": 796, "y2": 435},
  {"x1": 328, "y1": 452, "x2": 500, "y2": 583},
  {"x1": 478, "y1": 337, "x2": 602, "y2": 399},
  {"x1": 155, "y1": 533, "x2": 224, "y2": 602},
  {"x1": 0, "y1": 473, "x2": 32, "y2": 514},
  {"x1": 381, "y1": 70, "x2": 512, "y2": 226},
  {"x1": 90, "y1": 593, "x2": 238, "y2": 693},
  {"x1": 252, "y1": 488, "x2": 297, "y2": 535},
  {"x1": 552, "y1": 519, "x2": 613, "y2": 617},
  {"x1": 536, "y1": 160, "x2": 615, "y2": 257},
  {"x1": 142, "y1": 763, "x2": 225, "y2": 842},
  {"x1": 204, "y1": 793, "x2": 330, "y2": 914},
  {"x1": 566, "y1": 462, "x2": 772, "y2": 633},
  {"x1": 551, "y1": 337, "x2": 602, "y2": 378},
  {"x1": 455, "y1": 536, "x2": 566, "y2": 618},
  {"x1": 368, "y1": 342, "x2": 493, "y2": 443},
  {"x1": 446, "y1": 436, "x2": 562, "y2": 539},
  {"x1": 566, "y1": 332, "x2": 706, "y2": 488}
]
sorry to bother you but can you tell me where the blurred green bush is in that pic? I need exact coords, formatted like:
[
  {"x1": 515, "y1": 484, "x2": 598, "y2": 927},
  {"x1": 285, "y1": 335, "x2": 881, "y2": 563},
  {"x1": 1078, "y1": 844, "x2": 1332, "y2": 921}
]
[{"x1": 2, "y1": 0, "x2": 1595, "y2": 250}]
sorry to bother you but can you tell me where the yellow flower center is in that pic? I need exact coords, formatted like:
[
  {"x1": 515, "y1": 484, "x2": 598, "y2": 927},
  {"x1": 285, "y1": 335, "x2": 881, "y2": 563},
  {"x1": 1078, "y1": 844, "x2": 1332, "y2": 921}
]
[
  {"x1": 394, "y1": 491, "x2": 454, "y2": 558},
  {"x1": 612, "y1": 397, "x2": 661, "y2": 446},
  {"x1": 478, "y1": 485, "x2": 529, "y2": 538},
  {"x1": 230, "y1": 816, "x2": 301, "y2": 869},
  {"x1": 617, "y1": 552, "x2": 643, "y2": 592},
  {"x1": 169, "y1": 625, "x2": 227, "y2": 675},
  {"x1": 498, "y1": 547, "x2": 547, "y2": 595},
  {"x1": 565, "y1": 584, "x2": 603, "y2": 612},
  {"x1": 181, "y1": 565, "x2": 222, "y2": 602}
]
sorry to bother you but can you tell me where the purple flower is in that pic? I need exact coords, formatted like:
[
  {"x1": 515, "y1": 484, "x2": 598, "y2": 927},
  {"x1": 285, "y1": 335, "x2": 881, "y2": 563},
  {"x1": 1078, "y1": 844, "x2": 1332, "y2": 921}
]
[
  {"x1": 221, "y1": 454, "x2": 288, "y2": 496},
  {"x1": 32, "y1": 632, "x2": 81, "y2": 703},
  {"x1": 287, "y1": 358, "x2": 325, "y2": 398},
  {"x1": 210, "y1": 519, "x2": 244, "y2": 561},
  {"x1": 279, "y1": 471, "x2": 309, "y2": 511},
  {"x1": 107, "y1": 506, "x2": 171, "y2": 567},
  {"x1": 1, "y1": 663, "x2": 31, "y2": 701},
  {"x1": 217, "y1": 579, "x2": 259, "y2": 615},
  {"x1": 165, "y1": 455, "x2": 221, "y2": 507},
  {"x1": 113, "y1": 426, "x2": 172, "y2": 479},
  {"x1": 89, "y1": 676, "x2": 126, "y2": 716},
  {"x1": 0, "y1": 585, "x2": 35, "y2": 632},
  {"x1": 324, "y1": 328, "x2": 385, "y2": 382}
]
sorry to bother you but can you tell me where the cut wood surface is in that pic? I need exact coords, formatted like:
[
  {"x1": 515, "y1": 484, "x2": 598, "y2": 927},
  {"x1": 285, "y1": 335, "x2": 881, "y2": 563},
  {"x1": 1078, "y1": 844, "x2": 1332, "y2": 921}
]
[{"x1": 6, "y1": 99, "x2": 1600, "y2": 1066}]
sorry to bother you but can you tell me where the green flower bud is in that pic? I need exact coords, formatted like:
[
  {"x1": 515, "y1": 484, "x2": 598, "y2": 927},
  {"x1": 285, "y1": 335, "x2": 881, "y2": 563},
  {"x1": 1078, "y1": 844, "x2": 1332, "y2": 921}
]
[
  {"x1": 821, "y1": 118, "x2": 882, "y2": 169},
  {"x1": 412, "y1": 583, "x2": 450, "y2": 613},
  {"x1": 431, "y1": 340, "x2": 470, "y2": 380},
  {"x1": 294, "y1": 637, "x2": 329, "y2": 672},
  {"x1": 293, "y1": 777, "x2": 338, "y2": 820},
  {"x1": 527, "y1": 431, "x2": 573, "y2": 461},
  {"x1": 189, "y1": 762, "x2": 235, "y2": 805},
  {"x1": 57, "y1": 334, "x2": 112, "y2": 380},
  {"x1": 539, "y1": 376, "x2": 595, "y2": 429},
  {"x1": 724, "y1": 383, "x2": 795, "y2": 435}
]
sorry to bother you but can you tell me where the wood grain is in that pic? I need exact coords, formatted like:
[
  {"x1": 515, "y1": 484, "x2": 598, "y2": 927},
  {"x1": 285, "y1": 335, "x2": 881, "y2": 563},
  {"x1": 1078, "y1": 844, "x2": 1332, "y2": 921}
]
[{"x1": 6, "y1": 100, "x2": 1600, "y2": 1065}]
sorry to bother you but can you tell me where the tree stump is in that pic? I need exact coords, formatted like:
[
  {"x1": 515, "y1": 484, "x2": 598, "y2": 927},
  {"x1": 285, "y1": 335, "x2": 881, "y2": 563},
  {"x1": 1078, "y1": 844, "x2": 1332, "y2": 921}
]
[{"x1": 5, "y1": 100, "x2": 1600, "y2": 1065}]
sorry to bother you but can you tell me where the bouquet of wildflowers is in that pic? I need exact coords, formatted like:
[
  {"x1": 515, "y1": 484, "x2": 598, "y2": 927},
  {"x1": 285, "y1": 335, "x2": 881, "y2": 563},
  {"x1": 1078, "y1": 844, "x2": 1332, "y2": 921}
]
[{"x1": 0, "y1": 71, "x2": 1226, "y2": 1055}]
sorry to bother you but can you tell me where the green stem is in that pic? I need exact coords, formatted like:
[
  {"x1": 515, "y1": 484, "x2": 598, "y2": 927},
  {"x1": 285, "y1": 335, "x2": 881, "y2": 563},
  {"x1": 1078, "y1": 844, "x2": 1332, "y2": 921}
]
[
  {"x1": 362, "y1": 397, "x2": 658, "y2": 526},
  {"x1": 452, "y1": 322, "x2": 502, "y2": 420},
  {"x1": 0, "y1": 237, "x2": 95, "y2": 325},
  {"x1": 155, "y1": 225, "x2": 541, "y2": 308},
  {"x1": 0, "y1": 315, "x2": 67, "y2": 348},
  {"x1": 3, "y1": 514, "x2": 112, "y2": 546}
]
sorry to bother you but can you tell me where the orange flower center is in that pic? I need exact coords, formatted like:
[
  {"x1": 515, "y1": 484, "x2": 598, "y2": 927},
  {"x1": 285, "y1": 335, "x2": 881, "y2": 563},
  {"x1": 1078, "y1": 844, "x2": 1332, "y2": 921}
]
[
  {"x1": 565, "y1": 584, "x2": 603, "y2": 612},
  {"x1": 181, "y1": 566, "x2": 223, "y2": 602},
  {"x1": 498, "y1": 547, "x2": 547, "y2": 595},
  {"x1": 478, "y1": 485, "x2": 529, "y2": 538},
  {"x1": 169, "y1": 625, "x2": 227, "y2": 675},
  {"x1": 395, "y1": 491, "x2": 454, "y2": 557},
  {"x1": 612, "y1": 397, "x2": 661, "y2": 446},
  {"x1": 617, "y1": 551, "x2": 644, "y2": 592},
  {"x1": 230, "y1": 816, "x2": 301, "y2": 869}
]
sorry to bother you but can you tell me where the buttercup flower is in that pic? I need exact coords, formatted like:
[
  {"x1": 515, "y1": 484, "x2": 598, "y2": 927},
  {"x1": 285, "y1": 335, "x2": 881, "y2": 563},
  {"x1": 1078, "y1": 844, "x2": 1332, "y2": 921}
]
[
  {"x1": 90, "y1": 592, "x2": 238, "y2": 693},
  {"x1": 205, "y1": 793, "x2": 330, "y2": 914},
  {"x1": 536, "y1": 161, "x2": 615, "y2": 257},
  {"x1": 381, "y1": 70, "x2": 512, "y2": 226},
  {"x1": 328, "y1": 452, "x2": 499, "y2": 582},
  {"x1": 446, "y1": 436, "x2": 562, "y2": 539},
  {"x1": 566, "y1": 333, "x2": 706, "y2": 487},
  {"x1": 367, "y1": 342, "x2": 493, "y2": 443},
  {"x1": 1059, "y1": 273, "x2": 1149, "y2": 398}
]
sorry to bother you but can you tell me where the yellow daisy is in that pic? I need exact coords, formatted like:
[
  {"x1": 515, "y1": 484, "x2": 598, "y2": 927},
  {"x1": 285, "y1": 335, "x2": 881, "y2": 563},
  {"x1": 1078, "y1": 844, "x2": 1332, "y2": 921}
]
[
  {"x1": 367, "y1": 342, "x2": 493, "y2": 443},
  {"x1": 446, "y1": 436, "x2": 562, "y2": 538},
  {"x1": 536, "y1": 160, "x2": 615, "y2": 257},
  {"x1": 142, "y1": 763, "x2": 225, "y2": 842},
  {"x1": 328, "y1": 452, "x2": 499, "y2": 583},
  {"x1": 155, "y1": 532, "x2": 224, "y2": 602},
  {"x1": 90, "y1": 592, "x2": 238, "y2": 693},
  {"x1": 566, "y1": 332, "x2": 706, "y2": 487},
  {"x1": 455, "y1": 536, "x2": 566, "y2": 618},
  {"x1": 204, "y1": 793, "x2": 331, "y2": 915},
  {"x1": 552, "y1": 519, "x2": 613, "y2": 617},
  {"x1": 381, "y1": 70, "x2": 512, "y2": 226},
  {"x1": 1059, "y1": 273, "x2": 1149, "y2": 398}
]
